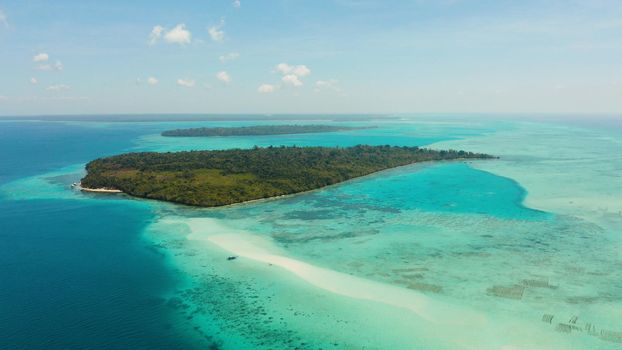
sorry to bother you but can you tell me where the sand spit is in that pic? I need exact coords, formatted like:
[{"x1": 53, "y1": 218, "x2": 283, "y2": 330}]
[
  {"x1": 185, "y1": 218, "x2": 483, "y2": 325},
  {"x1": 162, "y1": 216, "x2": 579, "y2": 349}
]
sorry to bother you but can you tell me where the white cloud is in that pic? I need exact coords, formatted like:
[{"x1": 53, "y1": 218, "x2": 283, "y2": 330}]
[
  {"x1": 164, "y1": 24, "x2": 192, "y2": 45},
  {"x1": 276, "y1": 63, "x2": 292, "y2": 75},
  {"x1": 177, "y1": 78, "x2": 195, "y2": 88},
  {"x1": 147, "y1": 77, "x2": 159, "y2": 85},
  {"x1": 315, "y1": 79, "x2": 341, "y2": 92},
  {"x1": 219, "y1": 52, "x2": 239, "y2": 63},
  {"x1": 148, "y1": 25, "x2": 164, "y2": 45},
  {"x1": 149, "y1": 24, "x2": 192, "y2": 45},
  {"x1": 261, "y1": 63, "x2": 312, "y2": 90},
  {"x1": 258, "y1": 84, "x2": 276, "y2": 93},
  {"x1": 275, "y1": 63, "x2": 311, "y2": 77},
  {"x1": 216, "y1": 71, "x2": 231, "y2": 83},
  {"x1": 208, "y1": 20, "x2": 225, "y2": 42},
  {"x1": 35, "y1": 59, "x2": 63, "y2": 71},
  {"x1": 18, "y1": 96, "x2": 89, "y2": 102},
  {"x1": 48, "y1": 96, "x2": 88, "y2": 101},
  {"x1": 33, "y1": 53, "x2": 49, "y2": 62},
  {"x1": 282, "y1": 74, "x2": 303, "y2": 87},
  {"x1": 46, "y1": 84, "x2": 70, "y2": 91},
  {"x1": 275, "y1": 63, "x2": 311, "y2": 87},
  {"x1": 233, "y1": 0, "x2": 241, "y2": 8},
  {"x1": 30, "y1": 77, "x2": 38, "y2": 85},
  {"x1": 292, "y1": 65, "x2": 311, "y2": 77},
  {"x1": 0, "y1": 10, "x2": 8, "y2": 27}
]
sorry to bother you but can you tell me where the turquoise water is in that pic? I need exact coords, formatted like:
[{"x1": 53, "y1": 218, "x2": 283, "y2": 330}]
[{"x1": 1, "y1": 116, "x2": 621, "y2": 349}]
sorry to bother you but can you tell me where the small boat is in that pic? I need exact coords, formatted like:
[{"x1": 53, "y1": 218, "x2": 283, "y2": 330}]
[{"x1": 227, "y1": 256, "x2": 238, "y2": 261}]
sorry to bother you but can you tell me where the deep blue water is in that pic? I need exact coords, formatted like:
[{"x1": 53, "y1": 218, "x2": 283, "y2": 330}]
[
  {"x1": 0, "y1": 122, "x2": 209, "y2": 349},
  {"x1": 0, "y1": 199, "x2": 206, "y2": 349},
  {"x1": 0, "y1": 122, "x2": 145, "y2": 184}
]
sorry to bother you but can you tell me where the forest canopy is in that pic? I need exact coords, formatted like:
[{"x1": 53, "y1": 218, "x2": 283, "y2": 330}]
[{"x1": 81, "y1": 145, "x2": 495, "y2": 207}]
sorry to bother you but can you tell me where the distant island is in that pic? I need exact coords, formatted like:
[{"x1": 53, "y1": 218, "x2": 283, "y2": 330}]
[
  {"x1": 161, "y1": 124, "x2": 371, "y2": 137},
  {"x1": 80, "y1": 145, "x2": 495, "y2": 207}
]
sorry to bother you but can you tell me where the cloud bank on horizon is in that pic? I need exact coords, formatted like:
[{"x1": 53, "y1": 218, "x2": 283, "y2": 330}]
[{"x1": 0, "y1": 0, "x2": 621, "y2": 115}]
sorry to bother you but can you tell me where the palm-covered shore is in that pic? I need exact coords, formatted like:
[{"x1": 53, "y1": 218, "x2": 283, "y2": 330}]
[{"x1": 80, "y1": 145, "x2": 495, "y2": 207}]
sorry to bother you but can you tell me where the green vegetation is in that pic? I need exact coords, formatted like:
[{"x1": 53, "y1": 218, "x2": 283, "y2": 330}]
[
  {"x1": 161, "y1": 124, "x2": 371, "y2": 137},
  {"x1": 81, "y1": 145, "x2": 495, "y2": 207}
]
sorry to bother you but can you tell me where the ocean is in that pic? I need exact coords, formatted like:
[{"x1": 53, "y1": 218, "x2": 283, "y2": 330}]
[{"x1": 1, "y1": 115, "x2": 621, "y2": 349}]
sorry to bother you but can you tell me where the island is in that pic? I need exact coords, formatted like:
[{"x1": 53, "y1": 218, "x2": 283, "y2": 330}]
[
  {"x1": 80, "y1": 145, "x2": 495, "y2": 207},
  {"x1": 161, "y1": 124, "x2": 371, "y2": 137}
]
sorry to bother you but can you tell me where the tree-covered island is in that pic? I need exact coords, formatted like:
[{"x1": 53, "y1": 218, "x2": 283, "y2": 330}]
[
  {"x1": 161, "y1": 124, "x2": 371, "y2": 137},
  {"x1": 80, "y1": 145, "x2": 496, "y2": 207}
]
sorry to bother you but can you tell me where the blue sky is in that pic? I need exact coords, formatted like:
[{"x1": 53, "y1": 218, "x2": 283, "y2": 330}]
[{"x1": 0, "y1": 0, "x2": 621, "y2": 115}]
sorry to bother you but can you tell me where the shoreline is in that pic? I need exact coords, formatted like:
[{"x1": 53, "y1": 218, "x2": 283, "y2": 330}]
[
  {"x1": 210, "y1": 158, "x2": 496, "y2": 210},
  {"x1": 78, "y1": 157, "x2": 495, "y2": 209},
  {"x1": 75, "y1": 183, "x2": 123, "y2": 193}
]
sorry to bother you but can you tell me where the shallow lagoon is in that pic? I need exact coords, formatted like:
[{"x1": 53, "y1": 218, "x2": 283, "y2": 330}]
[{"x1": 1, "y1": 116, "x2": 621, "y2": 349}]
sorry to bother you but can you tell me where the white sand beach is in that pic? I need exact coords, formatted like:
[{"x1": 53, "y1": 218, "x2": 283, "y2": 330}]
[
  {"x1": 80, "y1": 187, "x2": 123, "y2": 193},
  {"x1": 180, "y1": 217, "x2": 579, "y2": 350},
  {"x1": 193, "y1": 219, "x2": 483, "y2": 325}
]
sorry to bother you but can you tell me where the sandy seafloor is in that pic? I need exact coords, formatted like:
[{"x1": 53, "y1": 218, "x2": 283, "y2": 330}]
[{"x1": 1, "y1": 116, "x2": 621, "y2": 349}]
